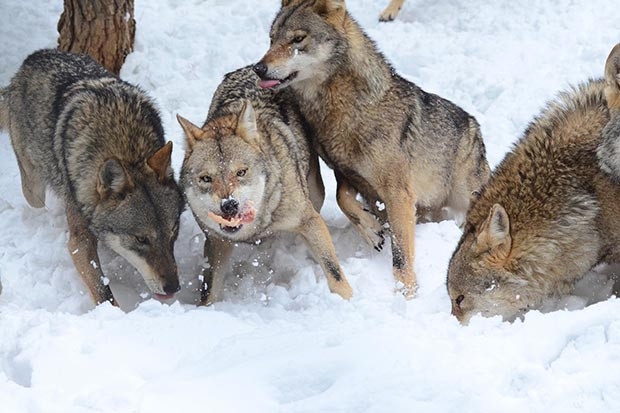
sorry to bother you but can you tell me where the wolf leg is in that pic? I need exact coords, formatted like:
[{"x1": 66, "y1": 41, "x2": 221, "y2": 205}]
[
  {"x1": 10, "y1": 129, "x2": 46, "y2": 208},
  {"x1": 379, "y1": 0, "x2": 405, "y2": 21},
  {"x1": 381, "y1": 186, "x2": 417, "y2": 298},
  {"x1": 199, "y1": 234, "x2": 233, "y2": 306},
  {"x1": 335, "y1": 171, "x2": 386, "y2": 251},
  {"x1": 297, "y1": 208, "x2": 353, "y2": 300},
  {"x1": 66, "y1": 203, "x2": 116, "y2": 305},
  {"x1": 307, "y1": 152, "x2": 326, "y2": 213}
]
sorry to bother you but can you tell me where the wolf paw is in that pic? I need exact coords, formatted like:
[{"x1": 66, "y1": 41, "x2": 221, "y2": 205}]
[
  {"x1": 379, "y1": 11, "x2": 397, "y2": 22},
  {"x1": 333, "y1": 279, "x2": 353, "y2": 300},
  {"x1": 360, "y1": 218, "x2": 387, "y2": 251},
  {"x1": 373, "y1": 230, "x2": 386, "y2": 252},
  {"x1": 358, "y1": 225, "x2": 386, "y2": 252},
  {"x1": 379, "y1": 4, "x2": 401, "y2": 22}
]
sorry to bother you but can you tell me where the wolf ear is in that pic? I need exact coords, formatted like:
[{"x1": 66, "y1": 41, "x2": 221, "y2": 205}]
[
  {"x1": 313, "y1": 0, "x2": 346, "y2": 23},
  {"x1": 475, "y1": 203, "x2": 512, "y2": 260},
  {"x1": 235, "y1": 100, "x2": 260, "y2": 147},
  {"x1": 147, "y1": 141, "x2": 174, "y2": 183},
  {"x1": 605, "y1": 43, "x2": 620, "y2": 111},
  {"x1": 97, "y1": 158, "x2": 133, "y2": 199},
  {"x1": 177, "y1": 114, "x2": 204, "y2": 149}
]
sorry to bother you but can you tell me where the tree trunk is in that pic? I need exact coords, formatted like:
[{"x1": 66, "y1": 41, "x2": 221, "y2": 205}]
[{"x1": 57, "y1": 0, "x2": 136, "y2": 75}]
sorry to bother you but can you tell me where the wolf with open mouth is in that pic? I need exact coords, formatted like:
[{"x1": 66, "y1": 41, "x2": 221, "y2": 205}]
[{"x1": 178, "y1": 66, "x2": 353, "y2": 305}]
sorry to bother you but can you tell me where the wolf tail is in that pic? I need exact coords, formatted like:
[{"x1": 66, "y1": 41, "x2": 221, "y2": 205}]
[
  {"x1": 0, "y1": 87, "x2": 8, "y2": 131},
  {"x1": 605, "y1": 43, "x2": 620, "y2": 111}
]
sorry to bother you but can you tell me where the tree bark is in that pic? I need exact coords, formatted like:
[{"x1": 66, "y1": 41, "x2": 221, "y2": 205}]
[{"x1": 57, "y1": 0, "x2": 136, "y2": 75}]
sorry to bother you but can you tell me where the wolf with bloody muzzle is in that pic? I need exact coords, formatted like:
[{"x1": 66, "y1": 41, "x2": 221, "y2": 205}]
[{"x1": 178, "y1": 66, "x2": 353, "y2": 305}]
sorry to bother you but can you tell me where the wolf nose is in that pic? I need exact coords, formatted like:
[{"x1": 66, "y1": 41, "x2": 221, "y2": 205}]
[
  {"x1": 253, "y1": 62, "x2": 268, "y2": 78},
  {"x1": 221, "y1": 199, "x2": 239, "y2": 216},
  {"x1": 163, "y1": 280, "x2": 181, "y2": 295}
]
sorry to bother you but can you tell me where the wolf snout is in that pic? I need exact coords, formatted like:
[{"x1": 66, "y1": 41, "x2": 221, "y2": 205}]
[
  {"x1": 253, "y1": 62, "x2": 268, "y2": 79},
  {"x1": 154, "y1": 278, "x2": 180, "y2": 300},
  {"x1": 221, "y1": 198, "x2": 239, "y2": 217}
]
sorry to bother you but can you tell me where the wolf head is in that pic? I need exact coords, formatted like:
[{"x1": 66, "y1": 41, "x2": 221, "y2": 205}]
[
  {"x1": 92, "y1": 142, "x2": 183, "y2": 299},
  {"x1": 178, "y1": 101, "x2": 266, "y2": 241},
  {"x1": 253, "y1": 0, "x2": 348, "y2": 91},
  {"x1": 447, "y1": 204, "x2": 532, "y2": 324}
]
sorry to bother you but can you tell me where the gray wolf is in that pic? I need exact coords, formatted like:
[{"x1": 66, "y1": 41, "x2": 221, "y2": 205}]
[
  {"x1": 178, "y1": 66, "x2": 353, "y2": 305},
  {"x1": 253, "y1": 0, "x2": 490, "y2": 297},
  {"x1": 447, "y1": 43, "x2": 620, "y2": 324},
  {"x1": 0, "y1": 49, "x2": 184, "y2": 305},
  {"x1": 379, "y1": 0, "x2": 405, "y2": 22}
]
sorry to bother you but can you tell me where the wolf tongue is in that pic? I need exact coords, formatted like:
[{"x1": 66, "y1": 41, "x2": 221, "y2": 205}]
[{"x1": 258, "y1": 79, "x2": 281, "y2": 89}]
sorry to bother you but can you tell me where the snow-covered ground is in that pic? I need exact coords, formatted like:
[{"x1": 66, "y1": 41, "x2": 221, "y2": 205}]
[{"x1": 2, "y1": 0, "x2": 620, "y2": 411}]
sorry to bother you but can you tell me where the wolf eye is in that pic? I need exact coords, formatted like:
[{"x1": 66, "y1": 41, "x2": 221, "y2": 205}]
[
  {"x1": 135, "y1": 235, "x2": 150, "y2": 245},
  {"x1": 199, "y1": 175, "x2": 212, "y2": 183},
  {"x1": 236, "y1": 168, "x2": 247, "y2": 177},
  {"x1": 292, "y1": 34, "x2": 306, "y2": 44},
  {"x1": 455, "y1": 295, "x2": 465, "y2": 306}
]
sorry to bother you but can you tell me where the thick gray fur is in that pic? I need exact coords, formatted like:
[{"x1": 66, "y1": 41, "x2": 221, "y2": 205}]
[{"x1": 1, "y1": 49, "x2": 184, "y2": 304}]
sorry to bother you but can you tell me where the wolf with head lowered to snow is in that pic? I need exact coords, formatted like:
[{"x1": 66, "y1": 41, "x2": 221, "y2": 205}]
[
  {"x1": 253, "y1": 0, "x2": 490, "y2": 297},
  {"x1": 448, "y1": 44, "x2": 620, "y2": 324},
  {"x1": 0, "y1": 49, "x2": 184, "y2": 305}
]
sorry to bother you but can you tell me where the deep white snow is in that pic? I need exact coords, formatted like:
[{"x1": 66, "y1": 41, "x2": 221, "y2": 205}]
[{"x1": 2, "y1": 0, "x2": 620, "y2": 411}]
